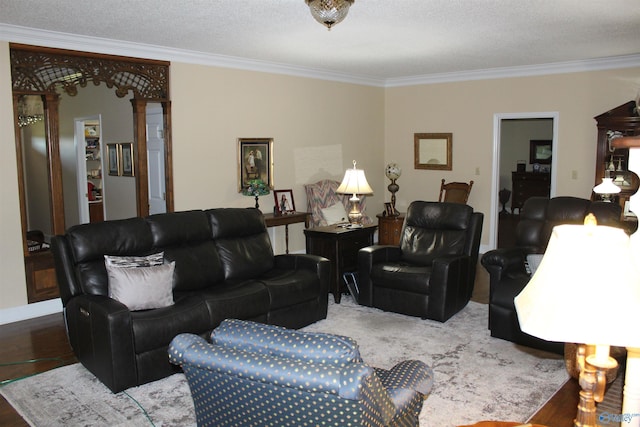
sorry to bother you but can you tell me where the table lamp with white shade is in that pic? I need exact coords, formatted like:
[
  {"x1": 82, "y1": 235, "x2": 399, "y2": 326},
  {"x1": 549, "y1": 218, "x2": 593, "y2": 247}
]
[
  {"x1": 514, "y1": 216, "x2": 640, "y2": 427},
  {"x1": 336, "y1": 160, "x2": 374, "y2": 227}
]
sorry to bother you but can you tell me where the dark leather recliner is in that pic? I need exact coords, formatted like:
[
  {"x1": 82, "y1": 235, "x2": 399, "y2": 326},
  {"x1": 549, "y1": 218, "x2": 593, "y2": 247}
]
[
  {"x1": 358, "y1": 201, "x2": 484, "y2": 322},
  {"x1": 481, "y1": 196, "x2": 622, "y2": 353}
]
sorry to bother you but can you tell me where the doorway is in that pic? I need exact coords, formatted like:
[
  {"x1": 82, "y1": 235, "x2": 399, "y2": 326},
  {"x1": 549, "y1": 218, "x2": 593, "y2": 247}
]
[
  {"x1": 490, "y1": 113, "x2": 559, "y2": 249},
  {"x1": 74, "y1": 115, "x2": 104, "y2": 224},
  {"x1": 147, "y1": 104, "x2": 166, "y2": 215}
]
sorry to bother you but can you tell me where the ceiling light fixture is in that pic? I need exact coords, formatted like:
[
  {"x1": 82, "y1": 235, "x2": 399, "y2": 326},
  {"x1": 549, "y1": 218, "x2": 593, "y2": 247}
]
[
  {"x1": 17, "y1": 95, "x2": 44, "y2": 128},
  {"x1": 305, "y1": 0, "x2": 354, "y2": 30}
]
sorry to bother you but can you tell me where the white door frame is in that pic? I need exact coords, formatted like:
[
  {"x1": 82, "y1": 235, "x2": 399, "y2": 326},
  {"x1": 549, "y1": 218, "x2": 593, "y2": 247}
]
[
  {"x1": 74, "y1": 114, "x2": 103, "y2": 224},
  {"x1": 489, "y1": 112, "x2": 559, "y2": 249},
  {"x1": 146, "y1": 104, "x2": 166, "y2": 215}
]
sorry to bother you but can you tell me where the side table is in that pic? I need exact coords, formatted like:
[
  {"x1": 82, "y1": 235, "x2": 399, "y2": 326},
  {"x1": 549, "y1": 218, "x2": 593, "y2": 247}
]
[
  {"x1": 377, "y1": 213, "x2": 404, "y2": 245},
  {"x1": 304, "y1": 224, "x2": 377, "y2": 303},
  {"x1": 263, "y1": 212, "x2": 310, "y2": 254}
]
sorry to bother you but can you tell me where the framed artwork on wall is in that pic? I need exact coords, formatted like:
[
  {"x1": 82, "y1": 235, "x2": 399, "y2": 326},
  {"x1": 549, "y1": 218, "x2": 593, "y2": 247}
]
[
  {"x1": 273, "y1": 189, "x2": 295, "y2": 214},
  {"x1": 529, "y1": 140, "x2": 552, "y2": 165},
  {"x1": 120, "y1": 142, "x2": 135, "y2": 177},
  {"x1": 238, "y1": 138, "x2": 274, "y2": 192},
  {"x1": 107, "y1": 143, "x2": 121, "y2": 176},
  {"x1": 414, "y1": 133, "x2": 452, "y2": 170}
]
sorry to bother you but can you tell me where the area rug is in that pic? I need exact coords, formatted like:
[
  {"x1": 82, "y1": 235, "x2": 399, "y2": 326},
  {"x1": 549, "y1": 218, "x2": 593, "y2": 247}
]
[{"x1": 0, "y1": 298, "x2": 568, "y2": 427}]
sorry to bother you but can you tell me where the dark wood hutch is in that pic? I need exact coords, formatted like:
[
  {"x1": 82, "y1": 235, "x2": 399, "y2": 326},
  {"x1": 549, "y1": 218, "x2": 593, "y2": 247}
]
[{"x1": 594, "y1": 101, "x2": 640, "y2": 230}]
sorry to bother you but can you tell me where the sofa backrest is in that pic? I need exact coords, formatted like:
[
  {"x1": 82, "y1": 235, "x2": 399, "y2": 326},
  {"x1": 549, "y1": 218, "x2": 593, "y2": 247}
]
[
  {"x1": 52, "y1": 208, "x2": 275, "y2": 306},
  {"x1": 210, "y1": 319, "x2": 362, "y2": 365},
  {"x1": 516, "y1": 196, "x2": 622, "y2": 253},
  {"x1": 146, "y1": 210, "x2": 225, "y2": 291},
  {"x1": 207, "y1": 208, "x2": 274, "y2": 281},
  {"x1": 400, "y1": 201, "x2": 475, "y2": 266},
  {"x1": 54, "y1": 217, "x2": 155, "y2": 300}
]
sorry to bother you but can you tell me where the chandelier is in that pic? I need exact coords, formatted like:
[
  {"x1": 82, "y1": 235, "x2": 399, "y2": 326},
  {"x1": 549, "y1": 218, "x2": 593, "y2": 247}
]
[
  {"x1": 305, "y1": 0, "x2": 354, "y2": 30},
  {"x1": 17, "y1": 95, "x2": 44, "y2": 128}
]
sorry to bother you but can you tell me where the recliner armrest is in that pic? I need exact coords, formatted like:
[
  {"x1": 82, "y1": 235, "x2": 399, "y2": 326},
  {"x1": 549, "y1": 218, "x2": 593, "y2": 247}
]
[
  {"x1": 274, "y1": 253, "x2": 329, "y2": 274},
  {"x1": 358, "y1": 245, "x2": 403, "y2": 306},
  {"x1": 274, "y1": 253, "x2": 331, "y2": 297},
  {"x1": 481, "y1": 248, "x2": 527, "y2": 280},
  {"x1": 64, "y1": 294, "x2": 137, "y2": 392},
  {"x1": 375, "y1": 359, "x2": 434, "y2": 396},
  {"x1": 427, "y1": 254, "x2": 469, "y2": 321}
]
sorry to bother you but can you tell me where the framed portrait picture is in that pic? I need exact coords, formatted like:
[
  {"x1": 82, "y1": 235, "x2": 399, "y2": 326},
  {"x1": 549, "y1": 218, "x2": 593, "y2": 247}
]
[
  {"x1": 238, "y1": 138, "x2": 273, "y2": 192},
  {"x1": 120, "y1": 142, "x2": 135, "y2": 177},
  {"x1": 107, "y1": 143, "x2": 121, "y2": 176},
  {"x1": 273, "y1": 189, "x2": 295, "y2": 215}
]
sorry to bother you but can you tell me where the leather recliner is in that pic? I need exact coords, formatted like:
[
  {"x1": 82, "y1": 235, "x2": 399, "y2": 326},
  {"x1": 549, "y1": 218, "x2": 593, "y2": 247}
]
[
  {"x1": 481, "y1": 196, "x2": 622, "y2": 353},
  {"x1": 358, "y1": 201, "x2": 484, "y2": 322}
]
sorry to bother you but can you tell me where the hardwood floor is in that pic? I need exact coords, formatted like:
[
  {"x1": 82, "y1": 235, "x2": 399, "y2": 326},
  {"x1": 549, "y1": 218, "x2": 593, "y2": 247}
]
[
  {"x1": 0, "y1": 313, "x2": 77, "y2": 426},
  {"x1": 0, "y1": 309, "x2": 580, "y2": 426}
]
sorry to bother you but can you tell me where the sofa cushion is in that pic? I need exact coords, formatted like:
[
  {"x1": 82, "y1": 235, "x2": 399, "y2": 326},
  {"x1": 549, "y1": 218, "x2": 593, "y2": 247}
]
[
  {"x1": 67, "y1": 217, "x2": 153, "y2": 263},
  {"x1": 106, "y1": 262, "x2": 175, "y2": 311},
  {"x1": 65, "y1": 217, "x2": 155, "y2": 296},
  {"x1": 259, "y1": 268, "x2": 322, "y2": 309},
  {"x1": 188, "y1": 280, "x2": 271, "y2": 325},
  {"x1": 146, "y1": 210, "x2": 225, "y2": 291},
  {"x1": 207, "y1": 208, "x2": 274, "y2": 280},
  {"x1": 371, "y1": 262, "x2": 431, "y2": 294},
  {"x1": 132, "y1": 295, "x2": 211, "y2": 354},
  {"x1": 400, "y1": 203, "x2": 472, "y2": 267},
  {"x1": 162, "y1": 242, "x2": 225, "y2": 291}
]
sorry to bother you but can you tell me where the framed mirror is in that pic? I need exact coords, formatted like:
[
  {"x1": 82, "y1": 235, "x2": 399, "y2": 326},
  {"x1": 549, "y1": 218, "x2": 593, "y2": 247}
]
[{"x1": 414, "y1": 133, "x2": 452, "y2": 170}]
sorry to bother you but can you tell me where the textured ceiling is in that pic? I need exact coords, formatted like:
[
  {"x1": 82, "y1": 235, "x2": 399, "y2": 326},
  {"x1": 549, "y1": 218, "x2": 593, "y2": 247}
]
[{"x1": 1, "y1": 0, "x2": 639, "y2": 83}]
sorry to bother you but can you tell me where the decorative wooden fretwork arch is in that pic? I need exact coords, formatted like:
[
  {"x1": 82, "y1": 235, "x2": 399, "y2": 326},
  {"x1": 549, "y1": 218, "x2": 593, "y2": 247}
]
[
  {"x1": 10, "y1": 44, "x2": 174, "y2": 303},
  {"x1": 10, "y1": 44, "x2": 169, "y2": 99}
]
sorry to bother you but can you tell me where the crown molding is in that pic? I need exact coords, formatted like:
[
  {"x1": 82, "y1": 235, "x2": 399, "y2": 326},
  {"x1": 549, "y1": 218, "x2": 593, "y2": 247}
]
[
  {"x1": 385, "y1": 54, "x2": 640, "y2": 87},
  {"x1": 0, "y1": 24, "x2": 386, "y2": 87},
  {"x1": 2, "y1": 23, "x2": 639, "y2": 89}
]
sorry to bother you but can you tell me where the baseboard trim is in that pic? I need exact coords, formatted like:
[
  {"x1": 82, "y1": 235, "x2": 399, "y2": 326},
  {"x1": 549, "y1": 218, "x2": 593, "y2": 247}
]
[{"x1": 0, "y1": 298, "x2": 63, "y2": 325}]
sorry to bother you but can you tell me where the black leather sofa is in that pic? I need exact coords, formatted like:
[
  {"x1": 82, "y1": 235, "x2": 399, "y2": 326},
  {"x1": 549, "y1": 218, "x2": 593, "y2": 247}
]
[
  {"x1": 481, "y1": 196, "x2": 622, "y2": 353},
  {"x1": 358, "y1": 201, "x2": 484, "y2": 322},
  {"x1": 52, "y1": 208, "x2": 330, "y2": 393}
]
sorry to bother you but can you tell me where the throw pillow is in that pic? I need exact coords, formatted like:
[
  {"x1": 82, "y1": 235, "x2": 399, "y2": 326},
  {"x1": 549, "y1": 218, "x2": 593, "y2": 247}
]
[
  {"x1": 321, "y1": 203, "x2": 349, "y2": 225},
  {"x1": 104, "y1": 252, "x2": 164, "y2": 268},
  {"x1": 106, "y1": 261, "x2": 175, "y2": 311}
]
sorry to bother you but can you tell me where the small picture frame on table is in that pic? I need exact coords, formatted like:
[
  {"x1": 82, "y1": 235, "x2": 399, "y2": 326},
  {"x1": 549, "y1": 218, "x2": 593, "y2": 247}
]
[
  {"x1": 384, "y1": 202, "x2": 394, "y2": 216},
  {"x1": 274, "y1": 189, "x2": 295, "y2": 215}
]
